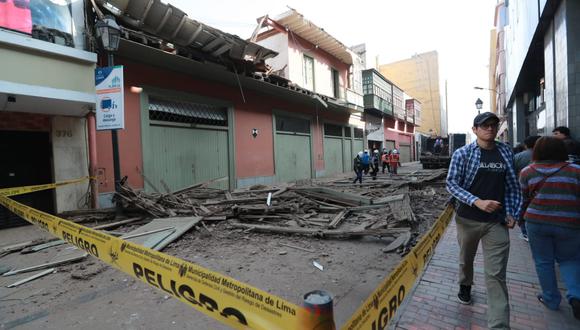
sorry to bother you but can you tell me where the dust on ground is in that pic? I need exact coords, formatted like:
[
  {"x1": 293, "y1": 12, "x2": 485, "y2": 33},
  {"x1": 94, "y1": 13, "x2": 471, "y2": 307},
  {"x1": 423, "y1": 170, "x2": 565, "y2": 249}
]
[{"x1": 0, "y1": 162, "x2": 449, "y2": 329}]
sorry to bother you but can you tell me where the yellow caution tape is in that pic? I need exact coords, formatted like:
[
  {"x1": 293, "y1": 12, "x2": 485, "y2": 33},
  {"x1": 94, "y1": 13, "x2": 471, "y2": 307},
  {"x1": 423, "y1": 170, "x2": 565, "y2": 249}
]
[
  {"x1": 341, "y1": 205, "x2": 454, "y2": 330},
  {"x1": 0, "y1": 176, "x2": 92, "y2": 197},
  {"x1": 0, "y1": 180, "x2": 327, "y2": 330}
]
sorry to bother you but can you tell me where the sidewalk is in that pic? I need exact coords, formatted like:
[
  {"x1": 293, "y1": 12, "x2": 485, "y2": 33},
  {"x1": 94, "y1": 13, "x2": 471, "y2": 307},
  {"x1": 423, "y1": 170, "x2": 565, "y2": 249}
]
[{"x1": 390, "y1": 217, "x2": 580, "y2": 330}]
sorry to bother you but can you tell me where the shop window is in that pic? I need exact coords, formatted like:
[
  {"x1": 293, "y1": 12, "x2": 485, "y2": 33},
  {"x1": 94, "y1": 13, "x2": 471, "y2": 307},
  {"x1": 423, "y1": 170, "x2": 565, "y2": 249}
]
[
  {"x1": 303, "y1": 55, "x2": 315, "y2": 90},
  {"x1": 1, "y1": 0, "x2": 75, "y2": 47}
]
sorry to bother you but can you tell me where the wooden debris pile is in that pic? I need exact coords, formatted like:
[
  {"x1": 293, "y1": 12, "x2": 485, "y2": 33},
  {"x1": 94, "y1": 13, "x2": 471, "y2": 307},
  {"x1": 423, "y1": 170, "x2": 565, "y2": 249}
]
[{"x1": 110, "y1": 169, "x2": 449, "y2": 254}]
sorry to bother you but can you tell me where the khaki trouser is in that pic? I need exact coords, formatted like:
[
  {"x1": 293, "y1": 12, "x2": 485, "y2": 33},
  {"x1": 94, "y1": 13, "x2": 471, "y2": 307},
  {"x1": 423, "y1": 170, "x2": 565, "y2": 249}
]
[{"x1": 456, "y1": 214, "x2": 511, "y2": 330}]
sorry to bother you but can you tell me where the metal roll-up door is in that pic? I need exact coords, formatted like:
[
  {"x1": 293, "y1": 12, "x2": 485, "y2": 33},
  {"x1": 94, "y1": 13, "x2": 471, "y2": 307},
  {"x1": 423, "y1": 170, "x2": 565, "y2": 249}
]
[
  {"x1": 384, "y1": 140, "x2": 396, "y2": 152},
  {"x1": 399, "y1": 144, "x2": 411, "y2": 163},
  {"x1": 143, "y1": 97, "x2": 230, "y2": 191},
  {"x1": 274, "y1": 115, "x2": 312, "y2": 183},
  {"x1": 352, "y1": 127, "x2": 364, "y2": 157},
  {"x1": 323, "y1": 123, "x2": 344, "y2": 176}
]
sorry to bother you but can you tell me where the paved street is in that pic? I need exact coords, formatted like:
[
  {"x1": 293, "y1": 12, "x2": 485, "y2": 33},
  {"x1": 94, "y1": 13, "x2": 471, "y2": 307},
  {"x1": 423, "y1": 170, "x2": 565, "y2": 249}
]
[{"x1": 390, "y1": 217, "x2": 580, "y2": 330}]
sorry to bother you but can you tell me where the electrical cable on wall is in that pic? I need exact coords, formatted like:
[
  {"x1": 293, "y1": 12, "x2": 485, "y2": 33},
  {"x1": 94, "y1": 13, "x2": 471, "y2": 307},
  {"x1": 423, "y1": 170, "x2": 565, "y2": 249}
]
[{"x1": 232, "y1": 65, "x2": 247, "y2": 104}]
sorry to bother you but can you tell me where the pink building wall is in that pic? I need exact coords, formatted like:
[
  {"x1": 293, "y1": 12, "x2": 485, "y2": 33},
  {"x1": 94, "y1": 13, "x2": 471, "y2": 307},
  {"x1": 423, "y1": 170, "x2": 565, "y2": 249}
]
[
  {"x1": 287, "y1": 33, "x2": 350, "y2": 93},
  {"x1": 95, "y1": 59, "x2": 350, "y2": 193},
  {"x1": 383, "y1": 117, "x2": 415, "y2": 159}
]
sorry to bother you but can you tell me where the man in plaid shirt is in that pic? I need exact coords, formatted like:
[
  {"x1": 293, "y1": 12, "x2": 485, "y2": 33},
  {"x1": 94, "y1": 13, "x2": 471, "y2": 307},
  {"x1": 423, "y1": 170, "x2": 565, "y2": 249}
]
[{"x1": 446, "y1": 112, "x2": 522, "y2": 330}]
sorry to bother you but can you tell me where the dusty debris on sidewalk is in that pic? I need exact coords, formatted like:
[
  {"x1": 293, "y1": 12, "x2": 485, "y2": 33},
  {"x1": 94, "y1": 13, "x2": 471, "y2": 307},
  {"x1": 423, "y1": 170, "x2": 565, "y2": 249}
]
[{"x1": 69, "y1": 262, "x2": 108, "y2": 280}]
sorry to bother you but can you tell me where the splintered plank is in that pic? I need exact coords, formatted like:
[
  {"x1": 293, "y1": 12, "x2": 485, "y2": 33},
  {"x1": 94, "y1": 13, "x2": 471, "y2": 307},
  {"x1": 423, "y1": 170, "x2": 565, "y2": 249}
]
[{"x1": 328, "y1": 209, "x2": 350, "y2": 229}]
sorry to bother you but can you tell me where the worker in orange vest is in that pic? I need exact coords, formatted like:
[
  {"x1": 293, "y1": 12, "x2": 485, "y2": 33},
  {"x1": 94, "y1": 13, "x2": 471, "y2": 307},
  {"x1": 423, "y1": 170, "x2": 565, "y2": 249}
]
[{"x1": 389, "y1": 149, "x2": 400, "y2": 175}]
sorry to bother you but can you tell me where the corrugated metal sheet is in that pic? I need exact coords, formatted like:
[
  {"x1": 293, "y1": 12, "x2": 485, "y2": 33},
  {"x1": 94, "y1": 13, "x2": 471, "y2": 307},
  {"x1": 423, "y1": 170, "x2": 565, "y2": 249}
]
[{"x1": 97, "y1": 0, "x2": 277, "y2": 64}]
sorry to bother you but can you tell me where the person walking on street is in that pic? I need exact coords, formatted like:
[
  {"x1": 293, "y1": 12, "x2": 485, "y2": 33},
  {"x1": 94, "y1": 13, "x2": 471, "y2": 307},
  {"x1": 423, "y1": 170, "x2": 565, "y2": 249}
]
[
  {"x1": 353, "y1": 151, "x2": 364, "y2": 185},
  {"x1": 514, "y1": 135, "x2": 541, "y2": 241},
  {"x1": 389, "y1": 149, "x2": 400, "y2": 175},
  {"x1": 381, "y1": 148, "x2": 390, "y2": 174},
  {"x1": 361, "y1": 150, "x2": 370, "y2": 175},
  {"x1": 552, "y1": 126, "x2": 580, "y2": 163},
  {"x1": 446, "y1": 112, "x2": 522, "y2": 330},
  {"x1": 518, "y1": 136, "x2": 580, "y2": 320},
  {"x1": 370, "y1": 149, "x2": 380, "y2": 180},
  {"x1": 434, "y1": 136, "x2": 443, "y2": 154}
]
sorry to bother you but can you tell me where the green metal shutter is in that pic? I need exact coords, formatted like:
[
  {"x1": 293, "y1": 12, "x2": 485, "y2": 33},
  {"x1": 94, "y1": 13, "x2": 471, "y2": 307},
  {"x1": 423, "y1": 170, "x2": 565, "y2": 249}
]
[
  {"x1": 343, "y1": 140, "x2": 353, "y2": 172},
  {"x1": 275, "y1": 134, "x2": 312, "y2": 182},
  {"x1": 353, "y1": 139, "x2": 364, "y2": 156},
  {"x1": 384, "y1": 140, "x2": 396, "y2": 151},
  {"x1": 274, "y1": 115, "x2": 312, "y2": 183},
  {"x1": 399, "y1": 144, "x2": 411, "y2": 163},
  {"x1": 148, "y1": 126, "x2": 229, "y2": 190},
  {"x1": 323, "y1": 137, "x2": 343, "y2": 176},
  {"x1": 143, "y1": 97, "x2": 230, "y2": 191}
]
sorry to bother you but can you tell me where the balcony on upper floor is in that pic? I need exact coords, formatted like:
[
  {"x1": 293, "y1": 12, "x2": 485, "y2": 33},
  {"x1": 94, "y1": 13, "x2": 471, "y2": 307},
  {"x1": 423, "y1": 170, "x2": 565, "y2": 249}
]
[{"x1": 362, "y1": 69, "x2": 393, "y2": 116}]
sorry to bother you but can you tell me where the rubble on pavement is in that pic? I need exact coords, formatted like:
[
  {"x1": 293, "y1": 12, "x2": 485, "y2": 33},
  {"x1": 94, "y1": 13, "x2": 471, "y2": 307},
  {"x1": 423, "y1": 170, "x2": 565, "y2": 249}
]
[{"x1": 0, "y1": 168, "x2": 449, "y2": 283}]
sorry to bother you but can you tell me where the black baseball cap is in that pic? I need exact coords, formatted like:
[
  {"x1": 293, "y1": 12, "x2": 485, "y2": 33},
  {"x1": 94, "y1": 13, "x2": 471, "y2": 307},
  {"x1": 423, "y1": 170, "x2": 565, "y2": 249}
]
[{"x1": 473, "y1": 112, "x2": 499, "y2": 126}]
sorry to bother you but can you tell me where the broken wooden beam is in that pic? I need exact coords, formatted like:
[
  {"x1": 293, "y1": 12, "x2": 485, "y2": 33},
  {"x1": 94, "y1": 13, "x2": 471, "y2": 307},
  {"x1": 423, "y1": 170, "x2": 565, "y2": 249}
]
[
  {"x1": 328, "y1": 209, "x2": 349, "y2": 229},
  {"x1": 230, "y1": 223, "x2": 410, "y2": 238}
]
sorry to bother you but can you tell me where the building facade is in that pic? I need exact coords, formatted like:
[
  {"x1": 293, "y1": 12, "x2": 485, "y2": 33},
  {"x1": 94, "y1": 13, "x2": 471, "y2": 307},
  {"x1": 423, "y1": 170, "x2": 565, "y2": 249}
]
[
  {"x1": 503, "y1": 0, "x2": 580, "y2": 143},
  {"x1": 362, "y1": 69, "x2": 416, "y2": 162},
  {"x1": 490, "y1": 1, "x2": 509, "y2": 142},
  {"x1": 0, "y1": 1, "x2": 96, "y2": 227},
  {"x1": 86, "y1": 2, "x2": 366, "y2": 207},
  {"x1": 379, "y1": 51, "x2": 446, "y2": 137}
]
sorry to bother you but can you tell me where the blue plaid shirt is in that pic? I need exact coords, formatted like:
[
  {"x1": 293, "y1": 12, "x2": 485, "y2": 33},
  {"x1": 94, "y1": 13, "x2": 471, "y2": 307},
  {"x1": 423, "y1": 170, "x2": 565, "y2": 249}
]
[{"x1": 446, "y1": 141, "x2": 523, "y2": 219}]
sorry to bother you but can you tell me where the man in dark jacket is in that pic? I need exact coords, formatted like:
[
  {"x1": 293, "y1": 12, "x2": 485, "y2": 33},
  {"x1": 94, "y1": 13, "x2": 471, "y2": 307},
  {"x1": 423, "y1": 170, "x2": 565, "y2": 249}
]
[
  {"x1": 353, "y1": 151, "x2": 364, "y2": 184},
  {"x1": 370, "y1": 150, "x2": 380, "y2": 180}
]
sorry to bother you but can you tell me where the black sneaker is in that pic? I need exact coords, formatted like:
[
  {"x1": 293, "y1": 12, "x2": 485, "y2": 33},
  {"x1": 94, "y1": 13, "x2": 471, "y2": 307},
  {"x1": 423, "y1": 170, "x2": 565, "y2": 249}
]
[
  {"x1": 457, "y1": 285, "x2": 472, "y2": 305},
  {"x1": 571, "y1": 298, "x2": 580, "y2": 320}
]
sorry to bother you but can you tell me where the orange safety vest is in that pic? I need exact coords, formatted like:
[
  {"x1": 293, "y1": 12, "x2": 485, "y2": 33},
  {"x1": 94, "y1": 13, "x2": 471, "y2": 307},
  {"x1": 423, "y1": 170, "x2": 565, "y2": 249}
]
[{"x1": 389, "y1": 153, "x2": 400, "y2": 165}]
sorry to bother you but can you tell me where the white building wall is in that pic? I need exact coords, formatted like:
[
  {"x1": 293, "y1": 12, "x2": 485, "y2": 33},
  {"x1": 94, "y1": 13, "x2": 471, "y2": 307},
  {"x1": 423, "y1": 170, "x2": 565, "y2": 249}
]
[
  {"x1": 312, "y1": 55, "x2": 333, "y2": 96},
  {"x1": 258, "y1": 33, "x2": 290, "y2": 78},
  {"x1": 52, "y1": 116, "x2": 89, "y2": 212},
  {"x1": 287, "y1": 48, "x2": 336, "y2": 97}
]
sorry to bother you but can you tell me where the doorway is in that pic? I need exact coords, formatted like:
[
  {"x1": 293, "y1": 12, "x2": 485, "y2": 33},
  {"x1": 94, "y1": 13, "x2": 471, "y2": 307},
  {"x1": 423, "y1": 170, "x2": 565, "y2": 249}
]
[{"x1": 0, "y1": 131, "x2": 54, "y2": 229}]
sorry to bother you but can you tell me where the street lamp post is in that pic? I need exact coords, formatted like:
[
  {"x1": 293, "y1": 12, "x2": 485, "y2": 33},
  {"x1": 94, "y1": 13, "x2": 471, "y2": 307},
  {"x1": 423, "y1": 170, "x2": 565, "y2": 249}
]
[
  {"x1": 475, "y1": 98, "x2": 483, "y2": 114},
  {"x1": 95, "y1": 16, "x2": 122, "y2": 208}
]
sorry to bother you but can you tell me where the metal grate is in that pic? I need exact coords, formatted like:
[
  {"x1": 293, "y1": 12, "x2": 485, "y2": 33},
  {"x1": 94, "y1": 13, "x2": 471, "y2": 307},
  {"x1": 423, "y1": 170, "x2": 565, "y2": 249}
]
[
  {"x1": 276, "y1": 115, "x2": 310, "y2": 134},
  {"x1": 324, "y1": 123, "x2": 343, "y2": 137},
  {"x1": 149, "y1": 97, "x2": 227, "y2": 126}
]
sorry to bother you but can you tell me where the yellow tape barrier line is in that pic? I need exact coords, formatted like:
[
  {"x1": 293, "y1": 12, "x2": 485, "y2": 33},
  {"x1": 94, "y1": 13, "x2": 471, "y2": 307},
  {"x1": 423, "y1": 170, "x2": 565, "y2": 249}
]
[
  {"x1": 0, "y1": 177, "x2": 93, "y2": 197},
  {"x1": 341, "y1": 205, "x2": 455, "y2": 330},
  {"x1": 0, "y1": 194, "x2": 324, "y2": 329}
]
